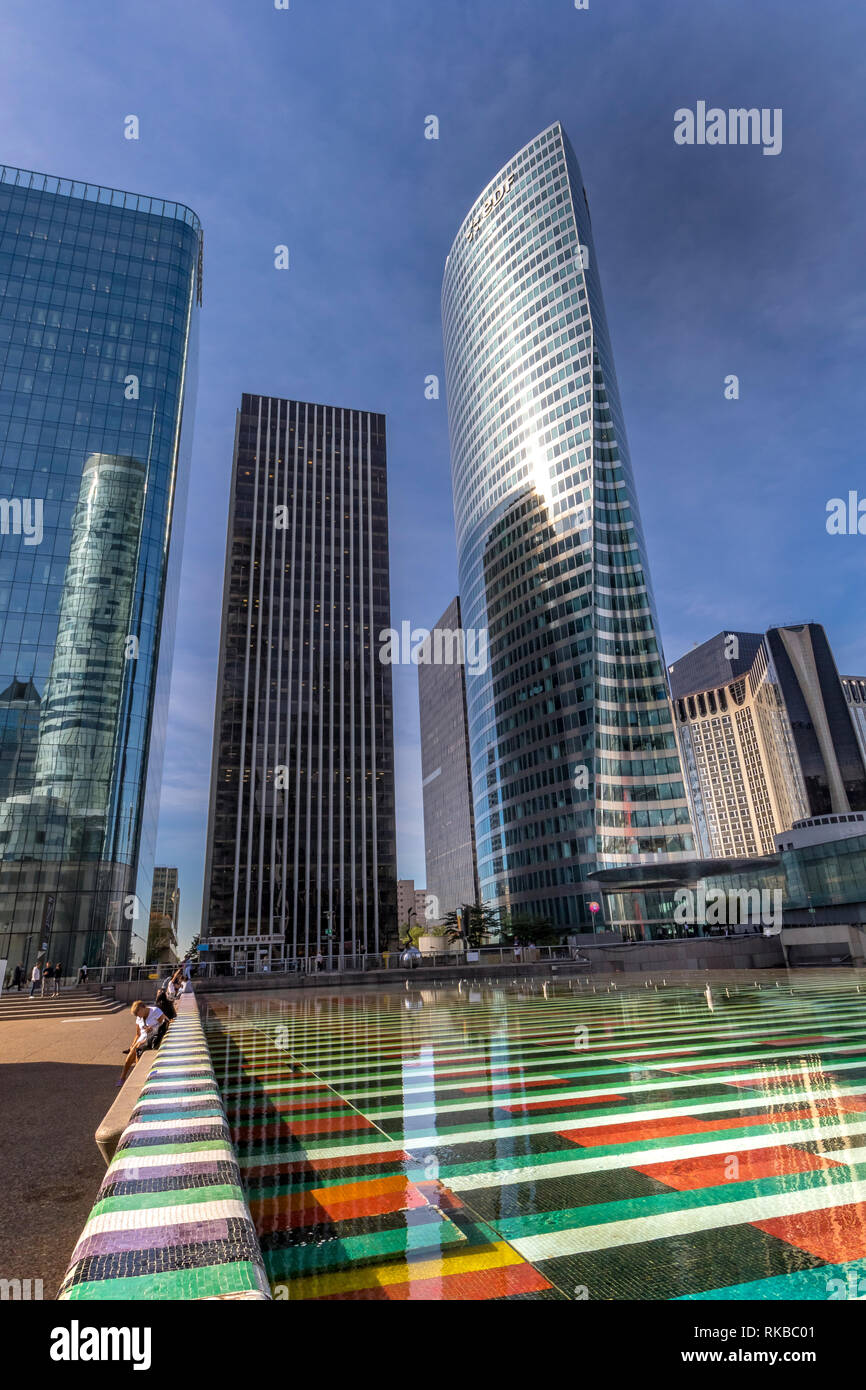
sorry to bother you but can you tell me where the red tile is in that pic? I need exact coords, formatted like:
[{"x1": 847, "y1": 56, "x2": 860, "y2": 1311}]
[
  {"x1": 635, "y1": 1144, "x2": 841, "y2": 1191},
  {"x1": 501, "y1": 1093, "x2": 624, "y2": 1114},
  {"x1": 559, "y1": 1100, "x2": 860, "y2": 1148},
  {"x1": 754, "y1": 1202, "x2": 866, "y2": 1262}
]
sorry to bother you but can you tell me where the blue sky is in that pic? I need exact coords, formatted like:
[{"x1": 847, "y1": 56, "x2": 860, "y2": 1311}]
[{"x1": 1, "y1": 0, "x2": 864, "y2": 952}]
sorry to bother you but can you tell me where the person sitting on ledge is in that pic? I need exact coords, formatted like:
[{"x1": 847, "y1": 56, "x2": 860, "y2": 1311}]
[{"x1": 118, "y1": 1000, "x2": 168, "y2": 1086}]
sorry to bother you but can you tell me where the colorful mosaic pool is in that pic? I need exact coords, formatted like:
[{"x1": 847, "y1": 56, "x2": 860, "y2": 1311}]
[
  {"x1": 59, "y1": 993, "x2": 270, "y2": 1301},
  {"x1": 200, "y1": 975, "x2": 866, "y2": 1301}
]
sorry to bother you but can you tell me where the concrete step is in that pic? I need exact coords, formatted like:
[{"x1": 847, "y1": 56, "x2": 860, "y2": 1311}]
[{"x1": 0, "y1": 989, "x2": 126, "y2": 1018}]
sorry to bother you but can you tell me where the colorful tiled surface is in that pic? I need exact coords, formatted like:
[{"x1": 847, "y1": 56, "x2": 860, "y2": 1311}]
[
  {"x1": 201, "y1": 975, "x2": 866, "y2": 1300},
  {"x1": 59, "y1": 992, "x2": 271, "y2": 1301}
]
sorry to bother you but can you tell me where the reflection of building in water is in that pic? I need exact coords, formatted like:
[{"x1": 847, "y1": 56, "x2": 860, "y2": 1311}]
[{"x1": 0, "y1": 677, "x2": 40, "y2": 803}]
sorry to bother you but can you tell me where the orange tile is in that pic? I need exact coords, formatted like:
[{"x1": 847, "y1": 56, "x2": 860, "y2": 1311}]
[
  {"x1": 251, "y1": 1179, "x2": 430, "y2": 1229},
  {"x1": 754, "y1": 1202, "x2": 866, "y2": 1262},
  {"x1": 635, "y1": 1144, "x2": 841, "y2": 1191},
  {"x1": 559, "y1": 1100, "x2": 858, "y2": 1148}
]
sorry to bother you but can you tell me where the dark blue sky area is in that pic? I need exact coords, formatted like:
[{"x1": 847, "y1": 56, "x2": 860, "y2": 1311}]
[{"x1": 2, "y1": 0, "x2": 863, "y2": 948}]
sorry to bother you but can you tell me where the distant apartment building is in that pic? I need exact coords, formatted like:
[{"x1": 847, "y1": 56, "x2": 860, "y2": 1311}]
[
  {"x1": 202, "y1": 394, "x2": 397, "y2": 966},
  {"x1": 396, "y1": 879, "x2": 429, "y2": 932},
  {"x1": 669, "y1": 624, "x2": 866, "y2": 859},
  {"x1": 418, "y1": 597, "x2": 480, "y2": 922}
]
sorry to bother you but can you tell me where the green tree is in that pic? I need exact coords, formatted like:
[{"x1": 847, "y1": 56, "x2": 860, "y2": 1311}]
[
  {"x1": 499, "y1": 913, "x2": 559, "y2": 948},
  {"x1": 439, "y1": 903, "x2": 500, "y2": 949}
]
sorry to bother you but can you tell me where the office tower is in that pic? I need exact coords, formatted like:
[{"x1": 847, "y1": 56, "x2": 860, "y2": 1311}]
[
  {"x1": 418, "y1": 596, "x2": 480, "y2": 920},
  {"x1": 441, "y1": 122, "x2": 693, "y2": 931},
  {"x1": 767, "y1": 625, "x2": 866, "y2": 816},
  {"x1": 148, "y1": 865, "x2": 179, "y2": 963},
  {"x1": 202, "y1": 395, "x2": 397, "y2": 964},
  {"x1": 669, "y1": 631, "x2": 808, "y2": 857},
  {"x1": 670, "y1": 624, "x2": 866, "y2": 859},
  {"x1": 396, "y1": 879, "x2": 429, "y2": 932},
  {"x1": 150, "y1": 866, "x2": 179, "y2": 925},
  {"x1": 842, "y1": 676, "x2": 866, "y2": 765},
  {"x1": 0, "y1": 166, "x2": 201, "y2": 974}
]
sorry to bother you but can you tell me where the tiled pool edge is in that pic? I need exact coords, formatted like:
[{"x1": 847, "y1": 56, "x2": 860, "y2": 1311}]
[{"x1": 58, "y1": 991, "x2": 271, "y2": 1301}]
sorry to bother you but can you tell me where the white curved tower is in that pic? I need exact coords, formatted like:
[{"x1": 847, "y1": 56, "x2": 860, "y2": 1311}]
[{"x1": 442, "y1": 122, "x2": 694, "y2": 931}]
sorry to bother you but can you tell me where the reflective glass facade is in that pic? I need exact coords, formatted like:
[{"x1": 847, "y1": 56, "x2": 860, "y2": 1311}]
[
  {"x1": 202, "y1": 395, "x2": 397, "y2": 964},
  {"x1": 842, "y1": 675, "x2": 866, "y2": 766},
  {"x1": 597, "y1": 832, "x2": 866, "y2": 941},
  {"x1": 766, "y1": 624, "x2": 866, "y2": 817},
  {"x1": 0, "y1": 166, "x2": 201, "y2": 973},
  {"x1": 418, "y1": 596, "x2": 480, "y2": 919},
  {"x1": 441, "y1": 123, "x2": 693, "y2": 931}
]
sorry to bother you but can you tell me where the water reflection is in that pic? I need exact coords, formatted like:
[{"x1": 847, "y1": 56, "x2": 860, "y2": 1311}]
[{"x1": 201, "y1": 973, "x2": 866, "y2": 1301}]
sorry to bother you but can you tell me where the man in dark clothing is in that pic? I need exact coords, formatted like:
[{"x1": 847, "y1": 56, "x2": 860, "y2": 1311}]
[
  {"x1": 52, "y1": 961, "x2": 63, "y2": 997},
  {"x1": 154, "y1": 985, "x2": 176, "y2": 1021},
  {"x1": 12, "y1": 964, "x2": 23, "y2": 991}
]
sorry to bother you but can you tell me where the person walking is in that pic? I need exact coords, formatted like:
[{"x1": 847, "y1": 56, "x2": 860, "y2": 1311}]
[
  {"x1": 12, "y1": 963, "x2": 23, "y2": 992},
  {"x1": 77, "y1": 963, "x2": 88, "y2": 986},
  {"x1": 29, "y1": 963, "x2": 41, "y2": 998},
  {"x1": 40, "y1": 962, "x2": 51, "y2": 997},
  {"x1": 52, "y1": 961, "x2": 62, "y2": 997}
]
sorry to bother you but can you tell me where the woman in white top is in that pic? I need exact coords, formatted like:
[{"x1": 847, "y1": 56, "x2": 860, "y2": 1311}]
[{"x1": 118, "y1": 1000, "x2": 168, "y2": 1085}]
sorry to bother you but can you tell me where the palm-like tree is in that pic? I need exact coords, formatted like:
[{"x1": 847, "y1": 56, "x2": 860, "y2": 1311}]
[{"x1": 439, "y1": 903, "x2": 501, "y2": 949}]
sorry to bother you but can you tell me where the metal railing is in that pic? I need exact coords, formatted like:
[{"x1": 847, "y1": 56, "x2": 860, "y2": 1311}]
[{"x1": 192, "y1": 944, "x2": 591, "y2": 980}]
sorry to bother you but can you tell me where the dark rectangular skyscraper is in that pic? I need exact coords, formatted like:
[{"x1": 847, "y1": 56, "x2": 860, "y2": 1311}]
[
  {"x1": 0, "y1": 166, "x2": 201, "y2": 974},
  {"x1": 202, "y1": 395, "x2": 397, "y2": 965},
  {"x1": 419, "y1": 596, "x2": 479, "y2": 920}
]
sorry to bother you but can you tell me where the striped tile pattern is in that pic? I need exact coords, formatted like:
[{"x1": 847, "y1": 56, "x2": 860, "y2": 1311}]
[
  {"x1": 202, "y1": 975, "x2": 866, "y2": 1300},
  {"x1": 59, "y1": 992, "x2": 270, "y2": 1301}
]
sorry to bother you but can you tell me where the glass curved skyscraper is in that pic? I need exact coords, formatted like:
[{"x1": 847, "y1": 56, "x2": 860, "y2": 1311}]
[
  {"x1": 442, "y1": 122, "x2": 694, "y2": 931},
  {"x1": 0, "y1": 167, "x2": 201, "y2": 971}
]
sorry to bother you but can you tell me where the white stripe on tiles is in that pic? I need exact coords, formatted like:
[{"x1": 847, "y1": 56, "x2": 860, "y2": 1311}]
[
  {"x1": 445, "y1": 1116, "x2": 866, "y2": 1190},
  {"x1": 510, "y1": 1179, "x2": 866, "y2": 1262}
]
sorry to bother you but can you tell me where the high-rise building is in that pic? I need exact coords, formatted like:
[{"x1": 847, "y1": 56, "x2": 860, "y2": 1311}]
[
  {"x1": 418, "y1": 596, "x2": 480, "y2": 921},
  {"x1": 669, "y1": 631, "x2": 808, "y2": 857},
  {"x1": 441, "y1": 122, "x2": 693, "y2": 931},
  {"x1": 148, "y1": 865, "x2": 179, "y2": 964},
  {"x1": 842, "y1": 676, "x2": 866, "y2": 765},
  {"x1": 0, "y1": 166, "x2": 201, "y2": 973},
  {"x1": 202, "y1": 394, "x2": 397, "y2": 965},
  {"x1": 396, "y1": 879, "x2": 429, "y2": 932},
  {"x1": 150, "y1": 866, "x2": 179, "y2": 924},
  {"x1": 767, "y1": 624, "x2": 866, "y2": 817},
  {"x1": 670, "y1": 624, "x2": 866, "y2": 859}
]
